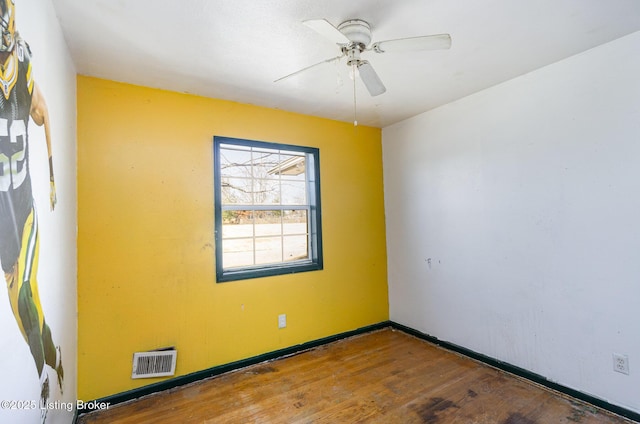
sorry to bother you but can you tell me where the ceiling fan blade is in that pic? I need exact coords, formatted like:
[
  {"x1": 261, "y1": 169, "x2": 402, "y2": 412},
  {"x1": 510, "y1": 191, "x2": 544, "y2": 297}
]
[
  {"x1": 372, "y1": 34, "x2": 451, "y2": 53},
  {"x1": 357, "y1": 61, "x2": 386, "y2": 96},
  {"x1": 303, "y1": 19, "x2": 351, "y2": 44},
  {"x1": 274, "y1": 54, "x2": 345, "y2": 83}
]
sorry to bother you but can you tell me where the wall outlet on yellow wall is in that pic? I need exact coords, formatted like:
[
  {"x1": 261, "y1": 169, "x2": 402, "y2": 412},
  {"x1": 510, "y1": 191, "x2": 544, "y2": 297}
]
[{"x1": 278, "y1": 314, "x2": 287, "y2": 329}]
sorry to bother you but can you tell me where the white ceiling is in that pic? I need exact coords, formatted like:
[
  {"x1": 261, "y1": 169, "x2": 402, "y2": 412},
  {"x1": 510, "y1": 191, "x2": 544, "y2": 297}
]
[{"x1": 50, "y1": 0, "x2": 640, "y2": 128}]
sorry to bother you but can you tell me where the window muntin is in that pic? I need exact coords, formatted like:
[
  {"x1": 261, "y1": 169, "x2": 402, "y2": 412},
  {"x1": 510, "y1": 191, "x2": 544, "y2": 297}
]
[{"x1": 214, "y1": 137, "x2": 322, "y2": 282}]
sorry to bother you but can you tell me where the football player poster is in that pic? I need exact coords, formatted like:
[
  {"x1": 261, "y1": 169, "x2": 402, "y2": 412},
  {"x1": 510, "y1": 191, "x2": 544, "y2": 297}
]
[{"x1": 0, "y1": 0, "x2": 64, "y2": 421}]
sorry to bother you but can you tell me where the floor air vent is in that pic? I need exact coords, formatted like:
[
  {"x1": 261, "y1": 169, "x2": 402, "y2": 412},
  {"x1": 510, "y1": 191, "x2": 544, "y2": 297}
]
[{"x1": 132, "y1": 349, "x2": 177, "y2": 379}]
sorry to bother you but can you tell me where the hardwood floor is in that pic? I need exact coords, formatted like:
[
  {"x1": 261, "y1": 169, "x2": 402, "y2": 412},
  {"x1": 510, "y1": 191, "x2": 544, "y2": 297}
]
[{"x1": 78, "y1": 328, "x2": 636, "y2": 423}]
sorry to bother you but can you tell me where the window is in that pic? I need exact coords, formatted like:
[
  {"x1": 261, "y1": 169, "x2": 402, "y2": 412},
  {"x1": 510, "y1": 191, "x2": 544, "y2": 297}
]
[{"x1": 213, "y1": 136, "x2": 323, "y2": 282}]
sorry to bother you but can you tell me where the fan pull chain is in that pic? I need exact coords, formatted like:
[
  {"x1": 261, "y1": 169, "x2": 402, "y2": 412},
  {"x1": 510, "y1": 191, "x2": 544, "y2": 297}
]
[{"x1": 352, "y1": 62, "x2": 358, "y2": 126}]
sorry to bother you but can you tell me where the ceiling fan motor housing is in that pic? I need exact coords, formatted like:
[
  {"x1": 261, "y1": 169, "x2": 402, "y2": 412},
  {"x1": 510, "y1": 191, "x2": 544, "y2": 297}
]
[{"x1": 337, "y1": 19, "x2": 371, "y2": 49}]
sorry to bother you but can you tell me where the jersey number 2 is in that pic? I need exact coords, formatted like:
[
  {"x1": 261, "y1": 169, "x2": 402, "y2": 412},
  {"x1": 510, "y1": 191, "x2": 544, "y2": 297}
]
[{"x1": 0, "y1": 119, "x2": 28, "y2": 192}]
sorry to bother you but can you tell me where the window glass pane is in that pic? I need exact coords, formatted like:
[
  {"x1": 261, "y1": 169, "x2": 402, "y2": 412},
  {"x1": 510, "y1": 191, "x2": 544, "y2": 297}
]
[
  {"x1": 275, "y1": 152, "x2": 306, "y2": 180},
  {"x1": 222, "y1": 211, "x2": 253, "y2": 238},
  {"x1": 220, "y1": 148, "x2": 252, "y2": 178},
  {"x1": 252, "y1": 150, "x2": 280, "y2": 180},
  {"x1": 221, "y1": 177, "x2": 253, "y2": 204},
  {"x1": 253, "y1": 179, "x2": 280, "y2": 205},
  {"x1": 283, "y1": 210, "x2": 307, "y2": 235},
  {"x1": 223, "y1": 238, "x2": 254, "y2": 268},
  {"x1": 255, "y1": 210, "x2": 282, "y2": 237},
  {"x1": 284, "y1": 235, "x2": 308, "y2": 261},
  {"x1": 255, "y1": 237, "x2": 282, "y2": 265},
  {"x1": 281, "y1": 181, "x2": 307, "y2": 205}
]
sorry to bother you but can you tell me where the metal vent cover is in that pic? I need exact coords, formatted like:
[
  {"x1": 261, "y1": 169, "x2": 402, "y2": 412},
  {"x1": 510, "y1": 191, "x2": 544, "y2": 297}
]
[{"x1": 131, "y1": 350, "x2": 177, "y2": 379}]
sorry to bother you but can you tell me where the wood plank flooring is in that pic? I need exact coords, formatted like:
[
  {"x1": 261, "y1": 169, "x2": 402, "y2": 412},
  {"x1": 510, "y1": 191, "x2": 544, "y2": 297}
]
[{"x1": 78, "y1": 328, "x2": 636, "y2": 423}]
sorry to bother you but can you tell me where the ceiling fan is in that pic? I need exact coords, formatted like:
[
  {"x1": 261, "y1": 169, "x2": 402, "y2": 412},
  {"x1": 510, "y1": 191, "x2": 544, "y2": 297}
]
[{"x1": 275, "y1": 18, "x2": 452, "y2": 97}]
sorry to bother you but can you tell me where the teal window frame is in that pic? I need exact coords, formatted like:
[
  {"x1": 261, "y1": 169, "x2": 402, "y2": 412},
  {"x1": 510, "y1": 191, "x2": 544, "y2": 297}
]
[{"x1": 213, "y1": 136, "x2": 323, "y2": 282}]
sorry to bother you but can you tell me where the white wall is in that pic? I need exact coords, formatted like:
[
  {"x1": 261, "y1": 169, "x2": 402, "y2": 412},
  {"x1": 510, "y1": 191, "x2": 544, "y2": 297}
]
[
  {"x1": 383, "y1": 31, "x2": 640, "y2": 413},
  {"x1": 0, "y1": 0, "x2": 77, "y2": 423}
]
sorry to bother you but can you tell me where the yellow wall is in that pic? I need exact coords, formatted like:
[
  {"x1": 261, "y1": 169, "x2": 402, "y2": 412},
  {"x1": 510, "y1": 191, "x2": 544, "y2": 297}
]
[{"x1": 77, "y1": 76, "x2": 388, "y2": 400}]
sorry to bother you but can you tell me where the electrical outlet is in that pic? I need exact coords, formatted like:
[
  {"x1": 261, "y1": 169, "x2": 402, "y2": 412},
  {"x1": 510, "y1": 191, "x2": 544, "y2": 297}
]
[
  {"x1": 613, "y1": 353, "x2": 629, "y2": 375},
  {"x1": 278, "y1": 314, "x2": 287, "y2": 329}
]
